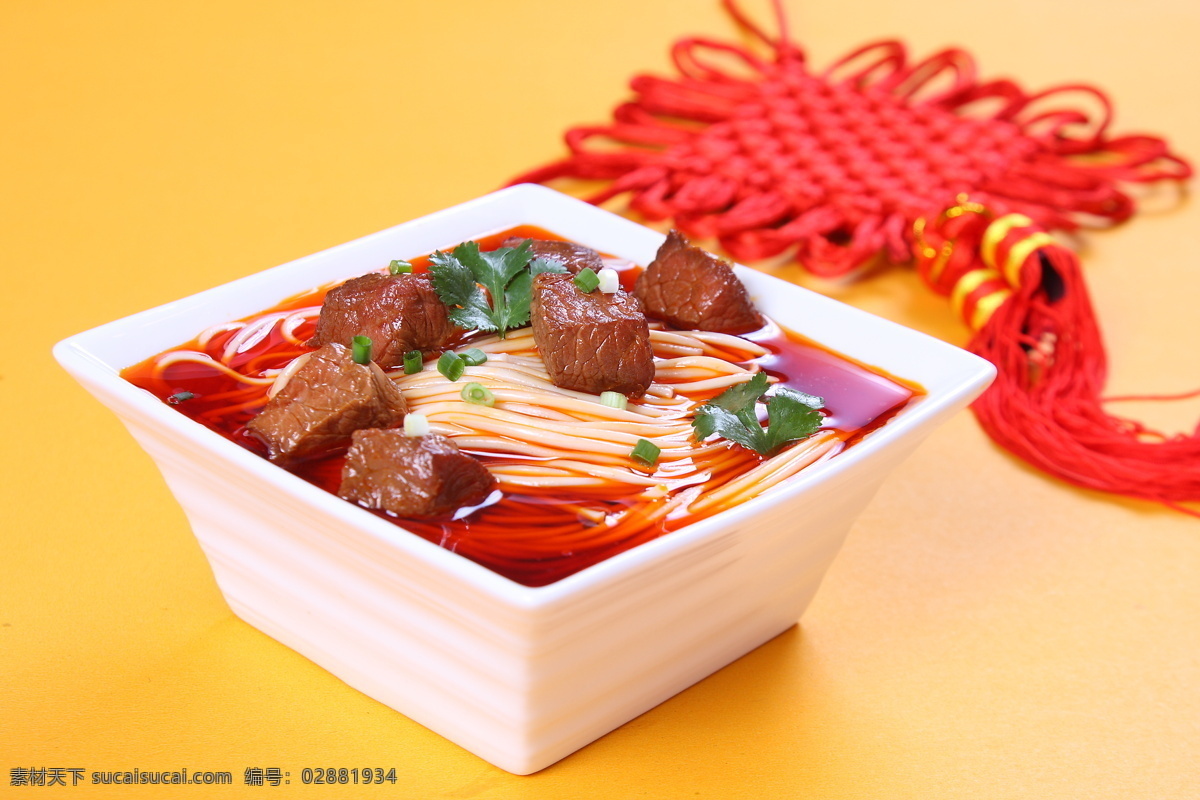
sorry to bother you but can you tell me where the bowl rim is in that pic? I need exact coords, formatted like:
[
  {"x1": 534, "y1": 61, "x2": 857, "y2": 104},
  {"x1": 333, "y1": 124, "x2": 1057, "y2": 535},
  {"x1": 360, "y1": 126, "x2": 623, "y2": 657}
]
[{"x1": 53, "y1": 183, "x2": 995, "y2": 611}]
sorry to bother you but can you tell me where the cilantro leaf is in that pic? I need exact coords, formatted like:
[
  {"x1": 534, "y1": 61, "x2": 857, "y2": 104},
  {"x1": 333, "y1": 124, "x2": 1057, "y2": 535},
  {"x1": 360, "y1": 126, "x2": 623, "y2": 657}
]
[
  {"x1": 454, "y1": 240, "x2": 531, "y2": 302},
  {"x1": 428, "y1": 250, "x2": 497, "y2": 333},
  {"x1": 528, "y1": 256, "x2": 566, "y2": 277},
  {"x1": 693, "y1": 371, "x2": 768, "y2": 444},
  {"x1": 775, "y1": 386, "x2": 824, "y2": 411},
  {"x1": 428, "y1": 241, "x2": 566, "y2": 339},
  {"x1": 692, "y1": 372, "x2": 824, "y2": 457},
  {"x1": 761, "y1": 387, "x2": 825, "y2": 454},
  {"x1": 501, "y1": 270, "x2": 535, "y2": 330},
  {"x1": 693, "y1": 404, "x2": 768, "y2": 453},
  {"x1": 502, "y1": 256, "x2": 568, "y2": 330},
  {"x1": 703, "y1": 371, "x2": 769, "y2": 417}
]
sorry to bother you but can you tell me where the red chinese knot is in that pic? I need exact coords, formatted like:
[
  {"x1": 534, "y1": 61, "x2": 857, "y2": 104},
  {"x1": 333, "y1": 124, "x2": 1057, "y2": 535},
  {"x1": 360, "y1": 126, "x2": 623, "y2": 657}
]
[{"x1": 510, "y1": 0, "x2": 1200, "y2": 516}]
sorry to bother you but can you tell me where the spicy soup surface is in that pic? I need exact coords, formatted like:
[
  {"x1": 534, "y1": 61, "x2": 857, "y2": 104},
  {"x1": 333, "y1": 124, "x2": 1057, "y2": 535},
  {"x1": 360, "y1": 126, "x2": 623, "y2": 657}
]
[{"x1": 123, "y1": 227, "x2": 918, "y2": 586}]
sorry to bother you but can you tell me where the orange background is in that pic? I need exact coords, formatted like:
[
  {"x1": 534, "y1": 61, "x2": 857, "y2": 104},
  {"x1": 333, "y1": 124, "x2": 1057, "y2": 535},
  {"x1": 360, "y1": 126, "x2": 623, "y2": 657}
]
[{"x1": 3, "y1": 1, "x2": 1198, "y2": 797}]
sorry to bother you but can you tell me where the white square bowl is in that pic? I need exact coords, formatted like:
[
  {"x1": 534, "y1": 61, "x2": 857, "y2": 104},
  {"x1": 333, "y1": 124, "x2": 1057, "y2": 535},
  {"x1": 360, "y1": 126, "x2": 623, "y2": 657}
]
[{"x1": 54, "y1": 184, "x2": 994, "y2": 774}]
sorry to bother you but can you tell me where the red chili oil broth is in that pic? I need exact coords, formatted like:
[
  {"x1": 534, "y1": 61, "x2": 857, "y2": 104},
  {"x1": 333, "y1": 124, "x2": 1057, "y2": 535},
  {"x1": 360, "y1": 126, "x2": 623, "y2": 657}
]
[{"x1": 122, "y1": 227, "x2": 921, "y2": 586}]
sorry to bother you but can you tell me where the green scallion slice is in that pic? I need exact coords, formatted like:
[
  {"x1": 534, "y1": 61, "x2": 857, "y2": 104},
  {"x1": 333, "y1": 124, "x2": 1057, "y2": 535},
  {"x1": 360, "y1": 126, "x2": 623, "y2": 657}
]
[
  {"x1": 597, "y1": 267, "x2": 620, "y2": 293},
  {"x1": 388, "y1": 259, "x2": 413, "y2": 275},
  {"x1": 403, "y1": 350, "x2": 423, "y2": 375},
  {"x1": 573, "y1": 267, "x2": 600, "y2": 293},
  {"x1": 461, "y1": 382, "x2": 495, "y2": 407},
  {"x1": 631, "y1": 438, "x2": 661, "y2": 466},
  {"x1": 404, "y1": 413, "x2": 430, "y2": 437},
  {"x1": 599, "y1": 391, "x2": 628, "y2": 410},
  {"x1": 351, "y1": 335, "x2": 373, "y2": 365},
  {"x1": 437, "y1": 351, "x2": 465, "y2": 381},
  {"x1": 167, "y1": 391, "x2": 195, "y2": 405},
  {"x1": 459, "y1": 348, "x2": 488, "y2": 367}
]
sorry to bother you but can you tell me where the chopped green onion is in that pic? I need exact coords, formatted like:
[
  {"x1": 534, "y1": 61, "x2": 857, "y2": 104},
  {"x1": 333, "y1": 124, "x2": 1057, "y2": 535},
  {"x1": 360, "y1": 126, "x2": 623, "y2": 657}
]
[
  {"x1": 599, "y1": 391, "x2": 628, "y2": 410},
  {"x1": 437, "y1": 351, "x2": 465, "y2": 381},
  {"x1": 459, "y1": 348, "x2": 488, "y2": 367},
  {"x1": 351, "y1": 335, "x2": 373, "y2": 364},
  {"x1": 597, "y1": 267, "x2": 620, "y2": 293},
  {"x1": 461, "y1": 382, "x2": 496, "y2": 407},
  {"x1": 388, "y1": 259, "x2": 413, "y2": 275},
  {"x1": 404, "y1": 413, "x2": 430, "y2": 437},
  {"x1": 573, "y1": 267, "x2": 600, "y2": 293},
  {"x1": 167, "y1": 391, "x2": 195, "y2": 405},
  {"x1": 403, "y1": 349, "x2": 423, "y2": 375},
  {"x1": 631, "y1": 438, "x2": 661, "y2": 466}
]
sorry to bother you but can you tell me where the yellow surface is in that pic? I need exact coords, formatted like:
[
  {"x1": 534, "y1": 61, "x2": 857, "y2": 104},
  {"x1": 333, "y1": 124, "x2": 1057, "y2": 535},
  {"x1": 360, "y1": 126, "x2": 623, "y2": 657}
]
[{"x1": 4, "y1": 1, "x2": 1199, "y2": 796}]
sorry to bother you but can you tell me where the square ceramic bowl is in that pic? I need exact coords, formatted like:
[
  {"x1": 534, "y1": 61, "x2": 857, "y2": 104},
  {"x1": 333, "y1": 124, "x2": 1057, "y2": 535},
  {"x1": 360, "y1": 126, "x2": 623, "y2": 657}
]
[{"x1": 54, "y1": 184, "x2": 994, "y2": 774}]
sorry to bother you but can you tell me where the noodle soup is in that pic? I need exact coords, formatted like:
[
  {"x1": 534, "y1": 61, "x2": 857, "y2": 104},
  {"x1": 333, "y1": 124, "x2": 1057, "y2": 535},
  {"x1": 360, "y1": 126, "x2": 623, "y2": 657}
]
[
  {"x1": 123, "y1": 226, "x2": 917, "y2": 586},
  {"x1": 58, "y1": 184, "x2": 994, "y2": 773}
]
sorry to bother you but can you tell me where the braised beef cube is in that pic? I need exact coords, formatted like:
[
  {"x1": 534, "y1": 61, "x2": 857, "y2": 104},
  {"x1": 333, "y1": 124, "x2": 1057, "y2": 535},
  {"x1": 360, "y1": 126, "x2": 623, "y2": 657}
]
[
  {"x1": 247, "y1": 343, "x2": 407, "y2": 465},
  {"x1": 501, "y1": 236, "x2": 604, "y2": 275},
  {"x1": 309, "y1": 272, "x2": 457, "y2": 368},
  {"x1": 634, "y1": 230, "x2": 763, "y2": 334},
  {"x1": 338, "y1": 430, "x2": 497, "y2": 518},
  {"x1": 530, "y1": 272, "x2": 655, "y2": 397}
]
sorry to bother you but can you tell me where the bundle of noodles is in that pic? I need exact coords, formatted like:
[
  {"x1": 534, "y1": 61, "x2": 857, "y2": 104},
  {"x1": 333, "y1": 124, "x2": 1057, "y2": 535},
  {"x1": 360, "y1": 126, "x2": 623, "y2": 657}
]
[
  {"x1": 395, "y1": 325, "x2": 841, "y2": 494},
  {"x1": 389, "y1": 324, "x2": 842, "y2": 580}
]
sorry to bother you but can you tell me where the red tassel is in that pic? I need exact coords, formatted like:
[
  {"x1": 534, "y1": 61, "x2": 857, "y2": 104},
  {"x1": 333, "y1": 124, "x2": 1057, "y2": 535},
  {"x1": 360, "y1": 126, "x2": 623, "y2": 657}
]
[{"x1": 915, "y1": 209, "x2": 1200, "y2": 516}]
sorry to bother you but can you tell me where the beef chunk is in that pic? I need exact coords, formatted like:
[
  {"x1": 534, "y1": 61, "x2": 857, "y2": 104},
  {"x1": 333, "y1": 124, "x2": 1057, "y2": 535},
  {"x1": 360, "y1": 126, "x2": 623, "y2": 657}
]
[
  {"x1": 530, "y1": 272, "x2": 655, "y2": 397},
  {"x1": 634, "y1": 230, "x2": 763, "y2": 334},
  {"x1": 338, "y1": 430, "x2": 497, "y2": 518},
  {"x1": 309, "y1": 272, "x2": 457, "y2": 368},
  {"x1": 501, "y1": 236, "x2": 604, "y2": 275},
  {"x1": 247, "y1": 343, "x2": 407, "y2": 465}
]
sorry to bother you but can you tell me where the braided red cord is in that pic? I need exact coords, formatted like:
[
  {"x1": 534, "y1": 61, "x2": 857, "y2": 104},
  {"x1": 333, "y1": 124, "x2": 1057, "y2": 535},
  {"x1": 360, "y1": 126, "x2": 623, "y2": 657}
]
[{"x1": 509, "y1": 1, "x2": 1189, "y2": 278}]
